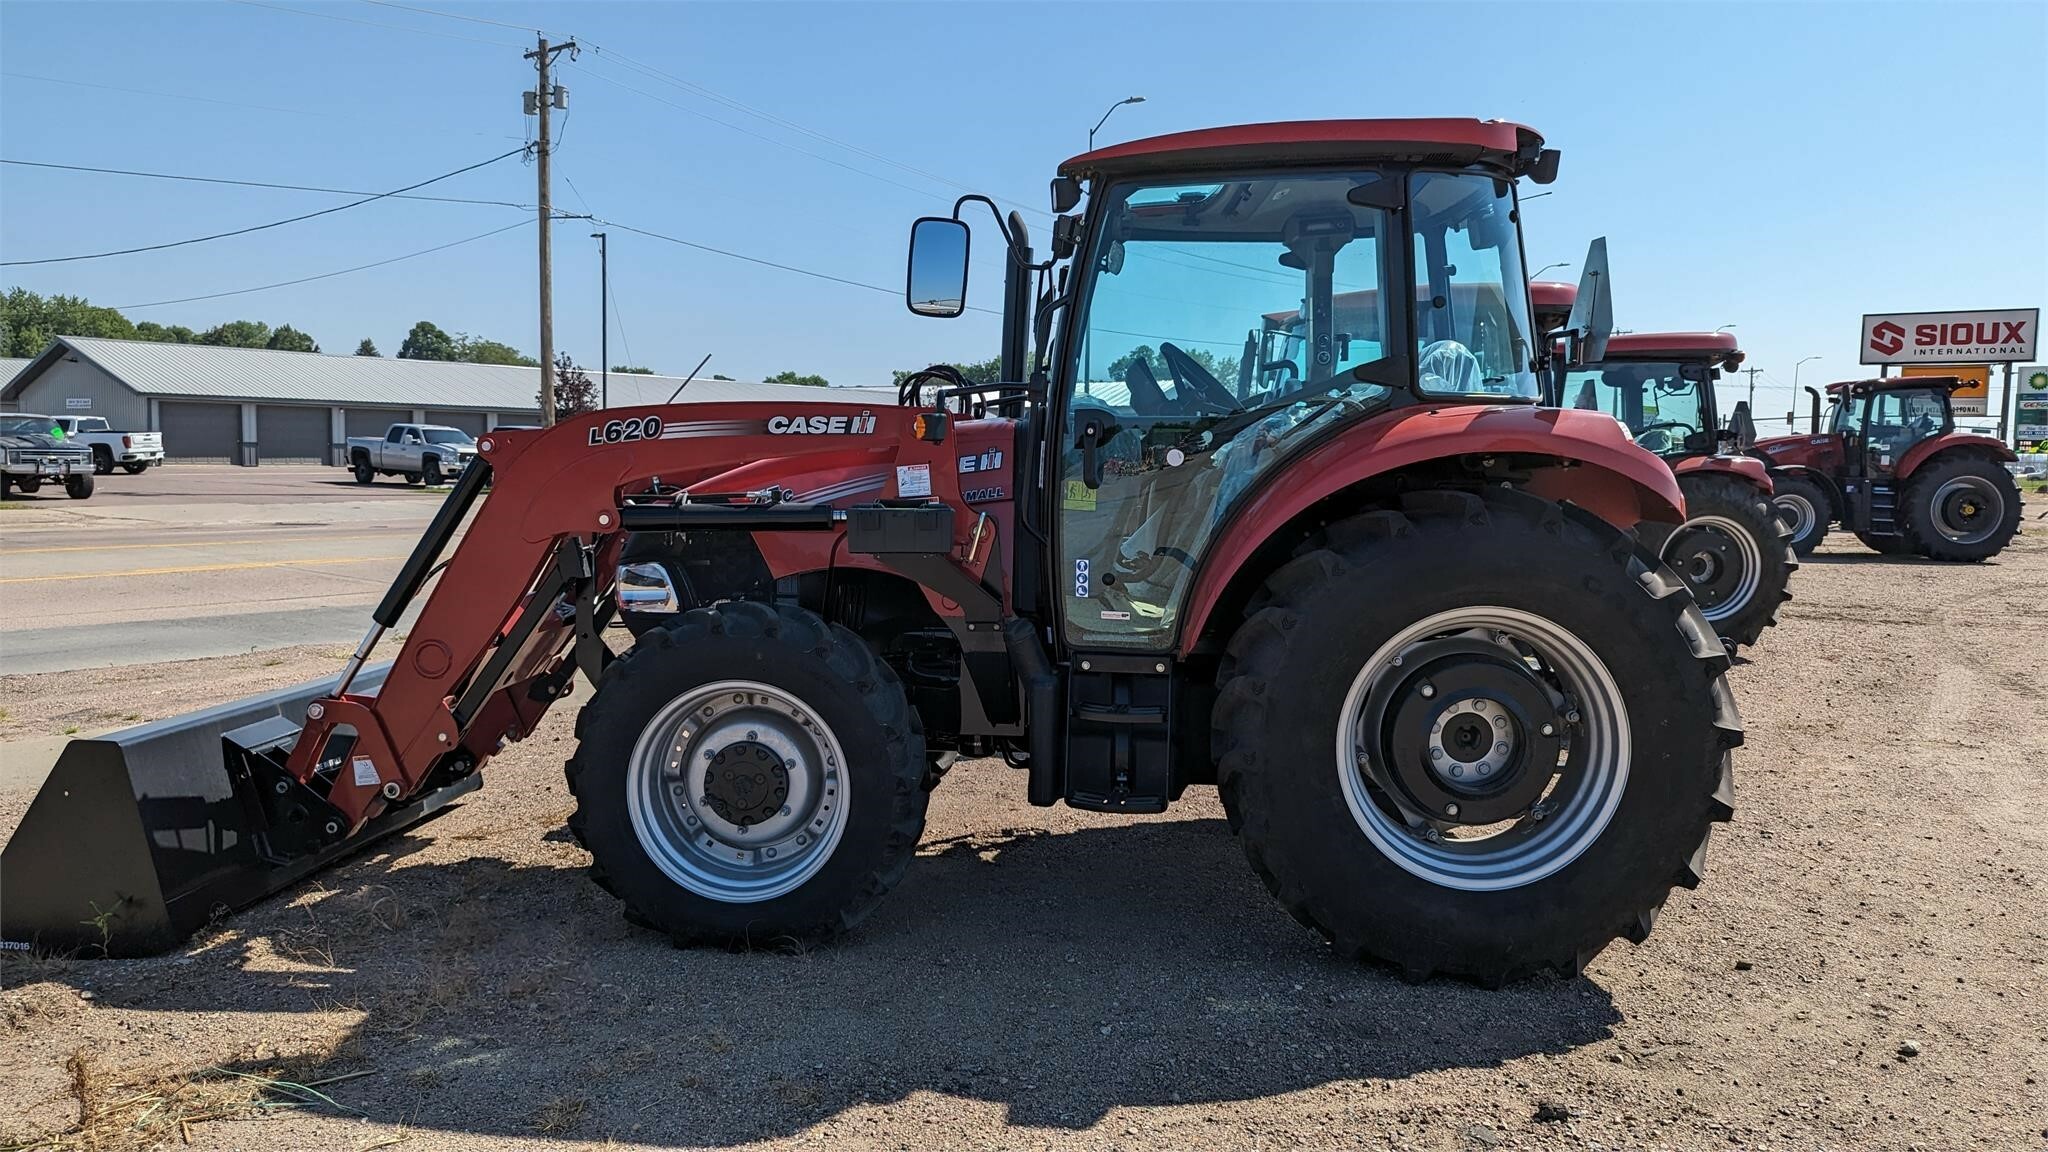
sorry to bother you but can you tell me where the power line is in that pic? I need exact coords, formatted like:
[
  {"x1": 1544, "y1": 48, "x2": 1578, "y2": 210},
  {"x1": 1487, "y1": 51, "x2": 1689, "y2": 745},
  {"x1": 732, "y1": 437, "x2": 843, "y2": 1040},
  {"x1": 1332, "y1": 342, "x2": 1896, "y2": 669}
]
[
  {"x1": 115, "y1": 219, "x2": 531, "y2": 310},
  {"x1": 226, "y1": 0, "x2": 525, "y2": 47},
  {"x1": 1, "y1": 158, "x2": 536, "y2": 210},
  {"x1": 2, "y1": 148, "x2": 527, "y2": 266},
  {"x1": 356, "y1": 0, "x2": 538, "y2": 32},
  {"x1": 0, "y1": 72, "x2": 525, "y2": 141}
]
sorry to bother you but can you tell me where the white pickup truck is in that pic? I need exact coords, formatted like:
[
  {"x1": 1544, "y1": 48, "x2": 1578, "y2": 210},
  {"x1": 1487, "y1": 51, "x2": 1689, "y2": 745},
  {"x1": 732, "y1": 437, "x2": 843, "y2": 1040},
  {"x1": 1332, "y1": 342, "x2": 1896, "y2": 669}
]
[
  {"x1": 344, "y1": 423, "x2": 477, "y2": 486},
  {"x1": 43, "y1": 415, "x2": 166, "y2": 474}
]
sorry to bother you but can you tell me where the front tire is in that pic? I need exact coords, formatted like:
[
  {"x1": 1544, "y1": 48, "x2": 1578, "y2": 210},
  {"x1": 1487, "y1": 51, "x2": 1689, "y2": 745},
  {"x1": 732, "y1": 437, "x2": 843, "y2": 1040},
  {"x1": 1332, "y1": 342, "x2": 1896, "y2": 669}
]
[
  {"x1": 1650, "y1": 473, "x2": 1796, "y2": 651},
  {"x1": 1770, "y1": 472, "x2": 1832, "y2": 556},
  {"x1": 421, "y1": 457, "x2": 443, "y2": 487},
  {"x1": 65, "y1": 474, "x2": 94, "y2": 500},
  {"x1": 566, "y1": 602, "x2": 927, "y2": 946},
  {"x1": 1213, "y1": 489, "x2": 1741, "y2": 984},
  {"x1": 1900, "y1": 455, "x2": 2021, "y2": 561},
  {"x1": 15, "y1": 477, "x2": 41, "y2": 494}
]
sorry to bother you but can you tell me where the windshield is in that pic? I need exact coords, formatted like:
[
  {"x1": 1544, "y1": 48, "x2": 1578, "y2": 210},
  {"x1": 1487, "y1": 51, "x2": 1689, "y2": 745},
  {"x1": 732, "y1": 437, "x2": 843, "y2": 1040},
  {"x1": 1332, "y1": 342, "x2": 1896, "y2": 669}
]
[
  {"x1": 424, "y1": 428, "x2": 474, "y2": 445},
  {"x1": 1562, "y1": 360, "x2": 1710, "y2": 456},
  {"x1": 1407, "y1": 171, "x2": 1538, "y2": 398},
  {"x1": 0, "y1": 416, "x2": 58, "y2": 435}
]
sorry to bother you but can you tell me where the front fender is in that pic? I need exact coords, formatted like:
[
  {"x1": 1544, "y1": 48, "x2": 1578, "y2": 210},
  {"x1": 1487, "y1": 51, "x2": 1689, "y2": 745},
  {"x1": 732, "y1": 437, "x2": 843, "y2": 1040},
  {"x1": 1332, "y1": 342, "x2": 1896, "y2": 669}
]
[
  {"x1": 1897, "y1": 433, "x2": 2017, "y2": 479},
  {"x1": 1675, "y1": 453, "x2": 1773, "y2": 494},
  {"x1": 1176, "y1": 404, "x2": 1685, "y2": 656}
]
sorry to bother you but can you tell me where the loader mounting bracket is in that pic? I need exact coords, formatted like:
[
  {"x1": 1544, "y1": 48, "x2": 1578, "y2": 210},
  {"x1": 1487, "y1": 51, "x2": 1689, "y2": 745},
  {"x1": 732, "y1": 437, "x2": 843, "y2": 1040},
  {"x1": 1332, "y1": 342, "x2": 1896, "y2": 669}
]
[{"x1": 226, "y1": 715, "x2": 352, "y2": 863}]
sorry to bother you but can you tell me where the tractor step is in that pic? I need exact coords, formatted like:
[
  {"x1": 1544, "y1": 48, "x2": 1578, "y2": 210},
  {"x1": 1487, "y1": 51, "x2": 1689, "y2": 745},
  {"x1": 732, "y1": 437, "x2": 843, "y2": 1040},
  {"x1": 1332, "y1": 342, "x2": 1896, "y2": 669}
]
[
  {"x1": 1064, "y1": 654, "x2": 1176, "y2": 813},
  {"x1": 0, "y1": 664, "x2": 480, "y2": 957},
  {"x1": 1867, "y1": 481, "x2": 1899, "y2": 534}
]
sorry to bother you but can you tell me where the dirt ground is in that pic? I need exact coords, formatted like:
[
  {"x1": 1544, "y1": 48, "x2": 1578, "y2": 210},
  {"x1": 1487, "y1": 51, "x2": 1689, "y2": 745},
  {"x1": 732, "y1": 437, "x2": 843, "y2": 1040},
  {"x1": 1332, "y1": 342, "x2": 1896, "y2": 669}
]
[{"x1": 3, "y1": 498, "x2": 2045, "y2": 1152}]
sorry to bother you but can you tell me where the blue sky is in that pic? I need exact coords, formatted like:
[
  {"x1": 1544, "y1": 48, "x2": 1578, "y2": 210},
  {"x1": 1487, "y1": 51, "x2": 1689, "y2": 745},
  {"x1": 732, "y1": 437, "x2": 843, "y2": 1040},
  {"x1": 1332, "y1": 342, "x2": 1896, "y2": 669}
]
[{"x1": 2, "y1": 1, "x2": 2043, "y2": 425}]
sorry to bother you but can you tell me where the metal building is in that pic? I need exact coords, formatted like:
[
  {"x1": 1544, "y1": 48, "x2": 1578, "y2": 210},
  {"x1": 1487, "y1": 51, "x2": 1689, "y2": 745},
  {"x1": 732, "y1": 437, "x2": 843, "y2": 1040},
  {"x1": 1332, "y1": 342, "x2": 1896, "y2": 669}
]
[{"x1": 0, "y1": 338, "x2": 890, "y2": 465}]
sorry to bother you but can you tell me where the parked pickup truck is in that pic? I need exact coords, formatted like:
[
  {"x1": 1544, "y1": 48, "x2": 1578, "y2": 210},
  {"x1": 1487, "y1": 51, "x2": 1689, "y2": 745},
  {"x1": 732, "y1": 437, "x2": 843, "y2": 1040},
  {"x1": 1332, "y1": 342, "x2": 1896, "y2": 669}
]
[
  {"x1": 0, "y1": 413, "x2": 94, "y2": 499},
  {"x1": 43, "y1": 415, "x2": 165, "y2": 474},
  {"x1": 344, "y1": 423, "x2": 477, "y2": 486}
]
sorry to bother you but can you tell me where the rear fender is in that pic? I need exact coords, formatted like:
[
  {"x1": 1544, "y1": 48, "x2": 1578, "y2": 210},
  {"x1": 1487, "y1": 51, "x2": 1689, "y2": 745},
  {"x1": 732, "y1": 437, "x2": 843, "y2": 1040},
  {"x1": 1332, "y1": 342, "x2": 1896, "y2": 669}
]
[
  {"x1": 1675, "y1": 453, "x2": 1773, "y2": 495},
  {"x1": 1897, "y1": 433, "x2": 2017, "y2": 480},
  {"x1": 1176, "y1": 405, "x2": 1684, "y2": 657},
  {"x1": 1763, "y1": 464, "x2": 1842, "y2": 515}
]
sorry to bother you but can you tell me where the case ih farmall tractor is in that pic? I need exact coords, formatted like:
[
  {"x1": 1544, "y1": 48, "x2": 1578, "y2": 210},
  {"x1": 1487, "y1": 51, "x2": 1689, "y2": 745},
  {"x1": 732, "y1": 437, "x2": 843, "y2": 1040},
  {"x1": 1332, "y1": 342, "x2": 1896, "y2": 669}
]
[
  {"x1": 1756, "y1": 376, "x2": 2021, "y2": 560},
  {"x1": 3, "y1": 120, "x2": 1742, "y2": 985},
  {"x1": 1523, "y1": 282, "x2": 1795, "y2": 650}
]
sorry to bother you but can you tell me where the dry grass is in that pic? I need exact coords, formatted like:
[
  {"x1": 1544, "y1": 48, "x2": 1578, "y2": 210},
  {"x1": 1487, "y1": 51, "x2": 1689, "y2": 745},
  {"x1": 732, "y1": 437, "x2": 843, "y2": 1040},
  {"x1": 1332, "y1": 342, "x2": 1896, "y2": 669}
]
[
  {"x1": 1, "y1": 1048, "x2": 371, "y2": 1151},
  {"x1": 530, "y1": 1095, "x2": 588, "y2": 1136}
]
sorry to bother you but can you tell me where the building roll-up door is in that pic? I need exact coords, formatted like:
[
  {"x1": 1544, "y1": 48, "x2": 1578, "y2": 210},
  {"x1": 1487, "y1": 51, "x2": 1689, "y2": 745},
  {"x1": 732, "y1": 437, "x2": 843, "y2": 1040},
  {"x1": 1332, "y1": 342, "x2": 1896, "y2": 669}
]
[
  {"x1": 255, "y1": 404, "x2": 330, "y2": 464},
  {"x1": 344, "y1": 407, "x2": 411, "y2": 440},
  {"x1": 156, "y1": 401, "x2": 239, "y2": 464},
  {"x1": 425, "y1": 410, "x2": 487, "y2": 438}
]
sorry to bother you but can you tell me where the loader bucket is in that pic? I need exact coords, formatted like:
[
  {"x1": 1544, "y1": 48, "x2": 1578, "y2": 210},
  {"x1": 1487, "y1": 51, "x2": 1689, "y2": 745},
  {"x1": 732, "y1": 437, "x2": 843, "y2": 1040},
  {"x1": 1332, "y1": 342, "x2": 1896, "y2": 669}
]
[{"x1": 1, "y1": 663, "x2": 479, "y2": 957}]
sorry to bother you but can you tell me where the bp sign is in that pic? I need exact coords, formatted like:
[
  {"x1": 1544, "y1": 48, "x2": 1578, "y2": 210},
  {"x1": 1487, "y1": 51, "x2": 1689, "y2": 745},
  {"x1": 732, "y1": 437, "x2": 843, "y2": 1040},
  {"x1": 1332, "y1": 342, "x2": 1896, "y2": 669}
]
[{"x1": 2017, "y1": 365, "x2": 2048, "y2": 452}]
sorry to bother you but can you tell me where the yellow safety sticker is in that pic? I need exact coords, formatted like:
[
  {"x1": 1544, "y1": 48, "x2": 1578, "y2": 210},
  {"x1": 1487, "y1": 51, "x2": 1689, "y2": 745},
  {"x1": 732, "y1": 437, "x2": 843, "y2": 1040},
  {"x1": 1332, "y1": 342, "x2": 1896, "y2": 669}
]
[{"x1": 1061, "y1": 479, "x2": 1096, "y2": 511}]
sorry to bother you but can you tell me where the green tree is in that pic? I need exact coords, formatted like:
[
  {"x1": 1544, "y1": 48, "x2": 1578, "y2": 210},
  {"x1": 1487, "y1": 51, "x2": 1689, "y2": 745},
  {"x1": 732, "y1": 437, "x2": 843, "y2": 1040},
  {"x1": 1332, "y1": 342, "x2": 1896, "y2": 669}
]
[
  {"x1": 612, "y1": 365, "x2": 654, "y2": 374},
  {"x1": 355, "y1": 338, "x2": 380, "y2": 357},
  {"x1": 548, "y1": 352, "x2": 599, "y2": 418},
  {"x1": 454, "y1": 334, "x2": 538, "y2": 366},
  {"x1": 266, "y1": 324, "x2": 319, "y2": 353},
  {"x1": 135, "y1": 321, "x2": 198, "y2": 344},
  {"x1": 198, "y1": 319, "x2": 273, "y2": 348},
  {"x1": 0, "y1": 288, "x2": 138, "y2": 356},
  {"x1": 398, "y1": 321, "x2": 457, "y2": 361},
  {"x1": 765, "y1": 370, "x2": 829, "y2": 388},
  {"x1": 892, "y1": 355, "x2": 1003, "y2": 388}
]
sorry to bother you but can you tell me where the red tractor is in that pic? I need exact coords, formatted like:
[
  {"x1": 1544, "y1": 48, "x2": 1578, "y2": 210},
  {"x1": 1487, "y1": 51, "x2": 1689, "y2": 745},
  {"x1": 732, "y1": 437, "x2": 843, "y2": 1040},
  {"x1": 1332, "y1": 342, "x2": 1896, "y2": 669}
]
[
  {"x1": 1526, "y1": 284, "x2": 1794, "y2": 650},
  {"x1": 1756, "y1": 376, "x2": 2021, "y2": 559},
  {"x1": 4, "y1": 120, "x2": 1741, "y2": 985}
]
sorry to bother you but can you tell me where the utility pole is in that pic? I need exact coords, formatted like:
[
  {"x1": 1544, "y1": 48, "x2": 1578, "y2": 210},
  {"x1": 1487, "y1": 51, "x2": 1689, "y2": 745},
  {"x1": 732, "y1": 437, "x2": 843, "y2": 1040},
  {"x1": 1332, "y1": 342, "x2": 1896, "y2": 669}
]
[
  {"x1": 591, "y1": 231, "x2": 608, "y2": 409},
  {"x1": 1745, "y1": 366, "x2": 1762, "y2": 411},
  {"x1": 526, "y1": 35, "x2": 576, "y2": 424}
]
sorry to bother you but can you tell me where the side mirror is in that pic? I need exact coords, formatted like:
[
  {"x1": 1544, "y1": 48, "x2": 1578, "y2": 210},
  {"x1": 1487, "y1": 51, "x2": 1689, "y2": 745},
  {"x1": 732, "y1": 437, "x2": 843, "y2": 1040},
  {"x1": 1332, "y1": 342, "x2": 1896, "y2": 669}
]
[
  {"x1": 906, "y1": 217, "x2": 970, "y2": 318},
  {"x1": 1563, "y1": 237, "x2": 1613, "y2": 365},
  {"x1": 1050, "y1": 175, "x2": 1082, "y2": 214},
  {"x1": 1527, "y1": 148, "x2": 1562, "y2": 186}
]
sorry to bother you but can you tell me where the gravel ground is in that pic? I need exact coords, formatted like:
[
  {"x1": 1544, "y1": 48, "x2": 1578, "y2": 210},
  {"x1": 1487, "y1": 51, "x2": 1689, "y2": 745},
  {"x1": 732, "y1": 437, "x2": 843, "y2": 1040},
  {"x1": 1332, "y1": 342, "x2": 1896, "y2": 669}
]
[{"x1": 3, "y1": 496, "x2": 2044, "y2": 1152}]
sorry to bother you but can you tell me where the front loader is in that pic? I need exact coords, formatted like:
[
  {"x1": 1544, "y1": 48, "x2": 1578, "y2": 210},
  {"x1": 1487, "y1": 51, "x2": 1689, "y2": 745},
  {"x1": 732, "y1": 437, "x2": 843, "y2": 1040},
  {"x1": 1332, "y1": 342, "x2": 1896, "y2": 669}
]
[{"x1": 4, "y1": 119, "x2": 1742, "y2": 985}]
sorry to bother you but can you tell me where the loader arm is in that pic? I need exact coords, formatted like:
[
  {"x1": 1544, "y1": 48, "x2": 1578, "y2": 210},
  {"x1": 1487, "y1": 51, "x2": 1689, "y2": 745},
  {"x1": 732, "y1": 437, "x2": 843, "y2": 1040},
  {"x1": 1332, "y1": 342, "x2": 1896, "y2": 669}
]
[{"x1": 284, "y1": 402, "x2": 973, "y2": 833}]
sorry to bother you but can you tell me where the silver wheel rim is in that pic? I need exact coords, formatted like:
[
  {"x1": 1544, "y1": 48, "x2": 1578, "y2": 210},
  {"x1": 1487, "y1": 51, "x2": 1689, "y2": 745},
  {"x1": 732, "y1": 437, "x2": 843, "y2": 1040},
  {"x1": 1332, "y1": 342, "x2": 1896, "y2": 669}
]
[
  {"x1": 1930, "y1": 477, "x2": 2002, "y2": 545},
  {"x1": 1663, "y1": 514, "x2": 1762, "y2": 623},
  {"x1": 1335, "y1": 606, "x2": 1630, "y2": 892},
  {"x1": 625, "y1": 679, "x2": 849, "y2": 903},
  {"x1": 1773, "y1": 492, "x2": 1816, "y2": 542}
]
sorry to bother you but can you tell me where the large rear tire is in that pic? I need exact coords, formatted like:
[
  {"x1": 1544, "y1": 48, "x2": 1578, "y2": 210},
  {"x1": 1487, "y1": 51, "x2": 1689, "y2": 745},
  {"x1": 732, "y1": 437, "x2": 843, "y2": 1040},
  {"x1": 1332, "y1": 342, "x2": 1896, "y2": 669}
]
[
  {"x1": 1770, "y1": 472, "x2": 1832, "y2": 556},
  {"x1": 1649, "y1": 472, "x2": 1795, "y2": 651},
  {"x1": 1854, "y1": 531, "x2": 1912, "y2": 555},
  {"x1": 566, "y1": 601, "x2": 927, "y2": 946},
  {"x1": 1900, "y1": 455, "x2": 2021, "y2": 562},
  {"x1": 1213, "y1": 488, "x2": 1741, "y2": 985}
]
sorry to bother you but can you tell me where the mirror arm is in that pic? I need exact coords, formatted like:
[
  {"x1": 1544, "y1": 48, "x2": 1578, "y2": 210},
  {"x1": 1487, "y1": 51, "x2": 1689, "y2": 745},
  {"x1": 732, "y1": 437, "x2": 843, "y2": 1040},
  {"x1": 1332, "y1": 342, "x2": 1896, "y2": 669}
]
[{"x1": 952, "y1": 194, "x2": 1052, "y2": 272}]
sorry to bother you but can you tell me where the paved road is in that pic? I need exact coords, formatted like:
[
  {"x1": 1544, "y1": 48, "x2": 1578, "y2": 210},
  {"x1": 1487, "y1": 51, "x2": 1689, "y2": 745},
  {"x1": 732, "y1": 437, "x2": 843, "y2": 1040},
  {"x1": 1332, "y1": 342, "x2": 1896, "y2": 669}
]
[{"x1": 0, "y1": 466, "x2": 445, "y2": 672}]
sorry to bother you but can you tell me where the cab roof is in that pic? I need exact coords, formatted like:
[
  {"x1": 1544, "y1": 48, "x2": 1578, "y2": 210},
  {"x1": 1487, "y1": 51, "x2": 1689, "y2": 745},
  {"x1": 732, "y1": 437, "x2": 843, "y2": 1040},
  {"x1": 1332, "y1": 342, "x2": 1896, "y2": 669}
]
[
  {"x1": 1060, "y1": 119, "x2": 1544, "y2": 181},
  {"x1": 1602, "y1": 331, "x2": 1744, "y2": 363}
]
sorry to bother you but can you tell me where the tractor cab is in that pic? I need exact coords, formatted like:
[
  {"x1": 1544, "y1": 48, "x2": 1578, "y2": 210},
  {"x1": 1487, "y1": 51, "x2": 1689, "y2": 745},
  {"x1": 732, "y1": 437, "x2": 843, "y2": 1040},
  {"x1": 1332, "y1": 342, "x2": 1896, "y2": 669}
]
[{"x1": 1557, "y1": 332, "x2": 1745, "y2": 461}]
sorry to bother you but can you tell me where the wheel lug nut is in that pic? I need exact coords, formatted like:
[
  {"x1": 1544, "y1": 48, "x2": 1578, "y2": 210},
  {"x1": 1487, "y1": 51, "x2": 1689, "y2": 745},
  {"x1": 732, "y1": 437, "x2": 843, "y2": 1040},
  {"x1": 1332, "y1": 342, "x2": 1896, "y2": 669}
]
[
  {"x1": 1444, "y1": 803, "x2": 1460, "y2": 817},
  {"x1": 1565, "y1": 710, "x2": 1581, "y2": 724},
  {"x1": 1450, "y1": 765, "x2": 1463, "y2": 777},
  {"x1": 1429, "y1": 748, "x2": 1442, "y2": 760},
  {"x1": 1419, "y1": 683, "x2": 1435, "y2": 698},
  {"x1": 1477, "y1": 762, "x2": 1490, "y2": 774},
  {"x1": 1495, "y1": 742, "x2": 1508, "y2": 754},
  {"x1": 1541, "y1": 723, "x2": 1556, "y2": 736},
  {"x1": 1493, "y1": 715, "x2": 1508, "y2": 728}
]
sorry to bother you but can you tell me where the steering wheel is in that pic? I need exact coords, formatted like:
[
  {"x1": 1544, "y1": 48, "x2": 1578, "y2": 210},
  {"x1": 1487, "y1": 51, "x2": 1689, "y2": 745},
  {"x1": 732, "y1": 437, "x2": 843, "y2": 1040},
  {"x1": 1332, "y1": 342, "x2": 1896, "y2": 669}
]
[
  {"x1": 1632, "y1": 420, "x2": 1699, "y2": 453},
  {"x1": 1158, "y1": 342, "x2": 1239, "y2": 416},
  {"x1": 1417, "y1": 339, "x2": 1484, "y2": 393}
]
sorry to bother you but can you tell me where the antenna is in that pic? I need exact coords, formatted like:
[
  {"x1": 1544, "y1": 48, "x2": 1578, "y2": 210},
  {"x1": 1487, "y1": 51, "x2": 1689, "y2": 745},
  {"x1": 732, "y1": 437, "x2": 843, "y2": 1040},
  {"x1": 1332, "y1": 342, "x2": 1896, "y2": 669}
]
[{"x1": 667, "y1": 353, "x2": 714, "y2": 403}]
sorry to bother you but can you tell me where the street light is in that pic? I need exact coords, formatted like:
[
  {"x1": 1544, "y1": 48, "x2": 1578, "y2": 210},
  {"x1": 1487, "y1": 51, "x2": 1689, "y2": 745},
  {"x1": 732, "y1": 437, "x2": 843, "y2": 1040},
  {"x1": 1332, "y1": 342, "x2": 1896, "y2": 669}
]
[
  {"x1": 1089, "y1": 96, "x2": 1145, "y2": 151},
  {"x1": 1715, "y1": 324, "x2": 1738, "y2": 333},
  {"x1": 1084, "y1": 97, "x2": 1143, "y2": 393},
  {"x1": 1793, "y1": 354, "x2": 1821, "y2": 391},
  {"x1": 1531, "y1": 261, "x2": 1571, "y2": 280},
  {"x1": 590, "y1": 231, "x2": 608, "y2": 408}
]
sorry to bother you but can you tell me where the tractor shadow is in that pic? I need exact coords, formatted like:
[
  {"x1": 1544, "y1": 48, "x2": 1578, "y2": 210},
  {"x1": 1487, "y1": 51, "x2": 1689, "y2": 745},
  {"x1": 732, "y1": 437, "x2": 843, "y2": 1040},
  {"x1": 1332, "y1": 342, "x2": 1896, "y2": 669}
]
[{"x1": 18, "y1": 792, "x2": 1623, "y2": 1145}]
